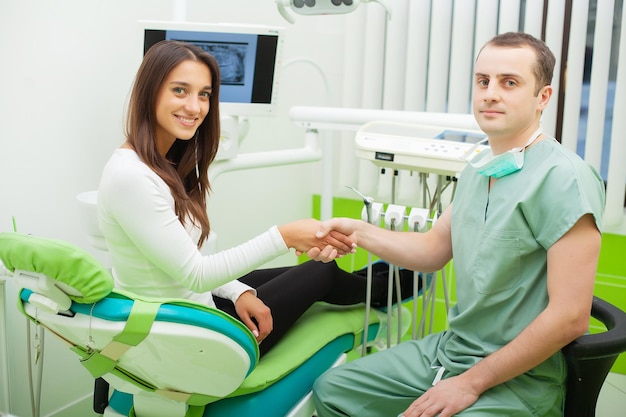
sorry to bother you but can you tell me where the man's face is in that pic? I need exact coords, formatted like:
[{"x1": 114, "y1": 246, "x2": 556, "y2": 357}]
[{"x1": 472, "y1": 44, "x2": 550, "y2": 146}]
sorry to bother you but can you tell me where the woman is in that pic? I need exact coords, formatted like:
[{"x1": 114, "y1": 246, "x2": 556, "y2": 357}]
[{"x1": 97, "y1": 40, "x2": 412, "y2": 355}]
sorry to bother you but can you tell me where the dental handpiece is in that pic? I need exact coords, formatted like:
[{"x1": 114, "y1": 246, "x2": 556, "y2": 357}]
[{"x1": 346, "y1": 186, "x2": 374, "y2": 223}]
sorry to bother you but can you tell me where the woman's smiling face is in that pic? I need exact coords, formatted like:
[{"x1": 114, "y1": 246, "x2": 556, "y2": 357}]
[{"x1": 154, "y1": 59, "x2": 213, "y2": 156}]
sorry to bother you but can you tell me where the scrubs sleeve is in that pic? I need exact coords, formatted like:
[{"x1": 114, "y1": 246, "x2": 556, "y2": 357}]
[{"x1": 522, "y1": 154, "x2": 605, "y2": 249}]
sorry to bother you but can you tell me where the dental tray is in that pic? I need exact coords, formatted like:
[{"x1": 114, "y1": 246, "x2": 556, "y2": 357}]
[{"x1": 355, "y1": 121, "x2": 488, "y2": 176}]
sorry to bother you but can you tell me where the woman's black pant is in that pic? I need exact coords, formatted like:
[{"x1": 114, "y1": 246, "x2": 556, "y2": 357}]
[{"x1": 213, "y1": 260, "x2": 369, "y2": 356}]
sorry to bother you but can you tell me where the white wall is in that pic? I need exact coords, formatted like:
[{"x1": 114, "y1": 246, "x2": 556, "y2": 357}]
[
  {"x1": 3, "y1": 1, "x2": 622, "y2": 416},
  {"x1": 0, "y1": 1, "x2": 350, "y2": 415}
]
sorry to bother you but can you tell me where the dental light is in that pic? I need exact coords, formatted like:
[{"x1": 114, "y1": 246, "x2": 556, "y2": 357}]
[{"x1": 275, "y1": 0, "x2": 391, "y2": 24}]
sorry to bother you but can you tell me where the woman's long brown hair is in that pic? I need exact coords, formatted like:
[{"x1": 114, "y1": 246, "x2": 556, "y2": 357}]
[{"x1": 125, "y1": 40, "x2": 221, "y2": 247}]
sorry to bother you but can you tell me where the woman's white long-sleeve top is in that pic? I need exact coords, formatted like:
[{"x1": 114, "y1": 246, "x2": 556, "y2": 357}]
[{"x1": 97, "y1": 148, "x2": 289, "y2": 307}]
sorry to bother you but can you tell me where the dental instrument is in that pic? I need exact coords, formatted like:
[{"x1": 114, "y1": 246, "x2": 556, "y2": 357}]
[
  {"x1": 384, "y1": 204, "x2": 406, "y2": 346},
  {"x1": 346, "y1": 185, "x2": 376, "y2": 356},
  {"x1": 346, "y1": 187, "x2": 412, "y2": 351}
]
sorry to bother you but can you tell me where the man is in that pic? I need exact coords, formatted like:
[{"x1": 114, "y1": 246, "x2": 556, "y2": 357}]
[{"x1": 311, "y1": 32, "x2": 605, "y2": 417}]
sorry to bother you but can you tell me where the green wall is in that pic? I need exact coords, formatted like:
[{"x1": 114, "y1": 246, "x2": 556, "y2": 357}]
[
  {"x1": 593, "y1": 233, "x2": 626, "y2": 373},
  {"x1": 309, "y1": 195, "x2": 626, "y2": 374}
]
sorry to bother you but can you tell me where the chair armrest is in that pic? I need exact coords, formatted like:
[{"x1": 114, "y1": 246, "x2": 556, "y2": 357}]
[{"x1": 562, "y1": 296, "x2": 626, "y2": 360}]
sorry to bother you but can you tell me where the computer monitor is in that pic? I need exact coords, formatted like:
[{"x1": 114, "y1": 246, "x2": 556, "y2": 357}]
[{"x1": 140, "y1": 21, "x2": 284, "y2": 117}]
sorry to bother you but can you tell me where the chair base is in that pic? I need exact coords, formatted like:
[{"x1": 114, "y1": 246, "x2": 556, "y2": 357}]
[{"x1": 103, "y1": 395, "x2": 316, "y2": 417}]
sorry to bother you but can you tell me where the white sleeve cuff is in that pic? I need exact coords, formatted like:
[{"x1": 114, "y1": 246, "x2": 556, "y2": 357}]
[{"x1": 213, "y1": 280, "x2": 257, "y2": 304}]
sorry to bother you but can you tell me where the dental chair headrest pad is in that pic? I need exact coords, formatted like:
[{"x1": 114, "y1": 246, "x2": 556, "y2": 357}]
[{"x1": 0, "y1": 232, "x2": 114, "y2": 304}]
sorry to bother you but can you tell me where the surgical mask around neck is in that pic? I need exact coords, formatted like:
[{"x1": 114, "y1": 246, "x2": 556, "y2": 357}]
[{"x1": 463, "y1": 128, "x2": 543, "y2": 179}]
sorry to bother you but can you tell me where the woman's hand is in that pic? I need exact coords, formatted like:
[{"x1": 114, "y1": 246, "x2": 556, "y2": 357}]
[
  {"x1": 234, "y1": 291, "x2": 273, "y2": 344},
  {"x1": 279, "y1": 219, "x2": 356, "y2": 260}
]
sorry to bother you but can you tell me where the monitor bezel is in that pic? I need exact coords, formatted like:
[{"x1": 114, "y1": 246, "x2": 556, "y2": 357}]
[{"x1": 139, "y1": 20, "x2": 284, "y2": 117}]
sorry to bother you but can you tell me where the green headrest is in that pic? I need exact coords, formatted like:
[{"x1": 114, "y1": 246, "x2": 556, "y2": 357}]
[{"x1": 0, "y1": 232, "x2": 113, "y2": 304}]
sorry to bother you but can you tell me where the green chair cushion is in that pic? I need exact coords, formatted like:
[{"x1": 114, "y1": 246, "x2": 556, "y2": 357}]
[
  {"x1": 0, "y1": 232, "x2": 113, "y2": 304},
  {"x1": 230, "y1": 302, "x2": 379, "y2": 396}
]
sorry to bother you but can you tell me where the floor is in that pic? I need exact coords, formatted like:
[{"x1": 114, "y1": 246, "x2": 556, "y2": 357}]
[
  {"x1": 3, "y1": 374, "x2": 625, "y2": 416},
  {"x1": 597, "y1": 372, "x2": 626, "y2": 416}
]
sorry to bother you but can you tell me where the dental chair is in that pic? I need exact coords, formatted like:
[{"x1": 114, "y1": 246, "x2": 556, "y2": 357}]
[
  {"x1": 0, "y1": 231, "x2": 382, "y2": 417},
  {"x1": 3, "y1": 230, "x2": 626, "y2": 417}
]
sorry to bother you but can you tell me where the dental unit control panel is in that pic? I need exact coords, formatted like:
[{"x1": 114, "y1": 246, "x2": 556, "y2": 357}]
[{"x1": 355, "y1": 121, "x2": 487, "y2": 177}]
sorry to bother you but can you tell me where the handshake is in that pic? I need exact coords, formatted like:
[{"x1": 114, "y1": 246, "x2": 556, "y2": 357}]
[{"x1": 277, "y1": 218, "x2": 359, "y2": 262}]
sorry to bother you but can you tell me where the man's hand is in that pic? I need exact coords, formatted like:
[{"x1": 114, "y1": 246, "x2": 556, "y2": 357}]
[
  {"x1": 234, "y1": 291, "x2": 273, "y2": 344},
  {"x1": 315, "y1": 218, "x2": 359, "y2": 242},
  {"x1": 401, "y1": 375, "x2": 479, "y2": 417},
  {"x1": 304, "y1": 218, "x2": 360, "y2": 262}
]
